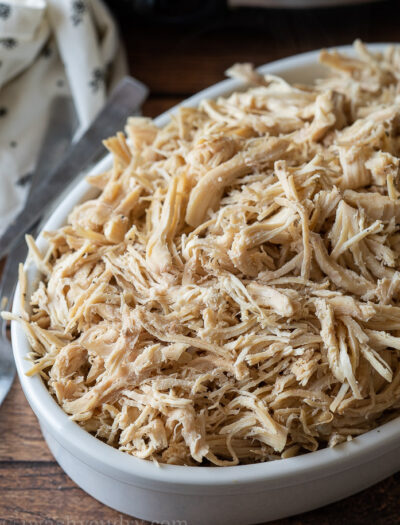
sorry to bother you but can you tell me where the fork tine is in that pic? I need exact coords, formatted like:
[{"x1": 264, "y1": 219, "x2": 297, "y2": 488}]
[
  {"x1": 0, "y1": 228, "x2": 36, "y2": 405},
  {"x1": 0, "y1": 235, "x2": 29, "y2": 317}
]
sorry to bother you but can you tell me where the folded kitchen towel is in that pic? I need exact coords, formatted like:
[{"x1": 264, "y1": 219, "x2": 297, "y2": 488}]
[{"x1": 0, "y1": 0, "x2": 127, "y2": 235}]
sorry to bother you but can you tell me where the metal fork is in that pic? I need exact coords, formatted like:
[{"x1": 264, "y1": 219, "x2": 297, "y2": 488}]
[
  {"x1": 0, "y1": 229, "x2": 37, "y2": 406},
  {"x1": 0, "y1": 97, "x2": 77, "y2": 405},
  {"x1": 0, "y1": 76, "x2": 148, "y2": 406}
]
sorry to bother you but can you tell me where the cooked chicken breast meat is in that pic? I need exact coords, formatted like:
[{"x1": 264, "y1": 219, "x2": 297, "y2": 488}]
[{"x1": 5, "y1": 41, "x2": 400, "y2": 466}]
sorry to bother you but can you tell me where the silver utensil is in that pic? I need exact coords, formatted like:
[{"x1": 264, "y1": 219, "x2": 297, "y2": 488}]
[
  {"x1": 29, "y1": 96, "x2": 78, "y2": 190},
  {"x1": 0, "y1": 76, "x2": 148, "y2": 406},
  {"x1": 0, "y1": 76, "x2": 148, "y2": 260},
  {"x1": 0, "y1": 97, "x2": 78, "y2": 406},
  {"x1": 0, "y1": 231, "x2": 35, "y2": 407}
]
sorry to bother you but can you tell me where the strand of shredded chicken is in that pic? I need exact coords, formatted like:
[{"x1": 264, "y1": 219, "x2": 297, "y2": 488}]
[{"x1": 6, "y1": 40, "x2": 400, "y2": 465}]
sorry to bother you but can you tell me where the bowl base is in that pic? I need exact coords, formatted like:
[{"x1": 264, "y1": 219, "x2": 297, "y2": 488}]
[{"x1": 40, "y1": 423, "x2": 400, "y2": 525}]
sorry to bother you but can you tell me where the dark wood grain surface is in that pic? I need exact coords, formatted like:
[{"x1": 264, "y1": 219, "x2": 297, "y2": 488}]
[{"x1": 2, "y1": 1, "x2": 400, "y2": 523}]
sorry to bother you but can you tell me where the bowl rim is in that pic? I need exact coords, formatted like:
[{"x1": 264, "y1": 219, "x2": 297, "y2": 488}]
[{"x1": 11, "y1": 42, "x2": 400, "y2": 489}]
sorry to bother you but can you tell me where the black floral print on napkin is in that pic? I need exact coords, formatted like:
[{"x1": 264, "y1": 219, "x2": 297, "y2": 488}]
[
  {"x1": 17, "y1": 172, "x2": 31, "y2": 187},
  {"x1": 71, "y1": 0, "x2": 86, "y2": 26},
  {"x1": 0, "y1": 107, "x2": 7, "y2": 117},
  {"x1": 0, "y1": 3, "x2": 10, "y2": 20},
  {"x1": 89, "y1": 67, "x2": 105, "y2": 93},
  {"x1": 41, "y1": 43, "x2": 52, "y2": 58},
  {"x1": 0, "y1": 38, "x2": 16, "y2": 49}
]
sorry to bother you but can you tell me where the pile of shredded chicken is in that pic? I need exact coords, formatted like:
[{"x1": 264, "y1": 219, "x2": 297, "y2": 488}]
[{"x1": 8, "y1": 41, "x2": 400, "y2": 465}]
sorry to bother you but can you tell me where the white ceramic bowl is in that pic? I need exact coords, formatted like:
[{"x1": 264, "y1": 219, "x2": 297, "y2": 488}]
[{"x1": 12, "y1": 44, "x2": 400, "y2": 525}]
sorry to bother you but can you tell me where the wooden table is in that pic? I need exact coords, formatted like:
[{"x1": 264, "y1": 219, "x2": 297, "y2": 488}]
[{"x1": 2, "y1": 0, "x2": 400, "y2": 522}]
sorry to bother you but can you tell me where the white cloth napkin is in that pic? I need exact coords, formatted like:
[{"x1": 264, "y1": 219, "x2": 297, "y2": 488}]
[{"x1": 0, "y1": 0, "x2": 127, "y2": 234}]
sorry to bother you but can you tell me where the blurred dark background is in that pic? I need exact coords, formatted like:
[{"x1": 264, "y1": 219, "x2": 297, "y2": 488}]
[{"x1": 105, "y1": 0, "x2": 400, "y2": 118}]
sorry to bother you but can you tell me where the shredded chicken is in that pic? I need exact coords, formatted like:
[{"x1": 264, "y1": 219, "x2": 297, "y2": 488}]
[{"x1": 6, "y1": 40, "x2": 400, "y2": 466}]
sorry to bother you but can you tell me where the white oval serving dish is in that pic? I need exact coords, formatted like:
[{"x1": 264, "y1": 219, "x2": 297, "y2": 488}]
[{"x1": 11, "y1": 43, "x2": 400, "y2": 525}]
